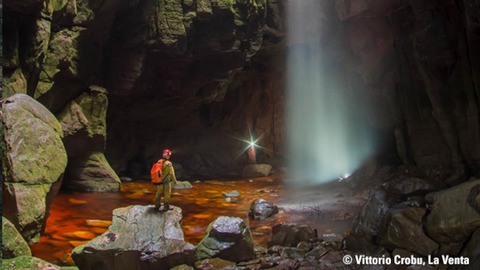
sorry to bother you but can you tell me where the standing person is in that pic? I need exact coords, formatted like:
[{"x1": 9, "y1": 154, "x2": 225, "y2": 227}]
[
  {"x1": 247, "y1": 144, "x2": 257, "y2": 164},
  {"x1": 153, "y1": 149, "x2": 178, "y2": 211}
]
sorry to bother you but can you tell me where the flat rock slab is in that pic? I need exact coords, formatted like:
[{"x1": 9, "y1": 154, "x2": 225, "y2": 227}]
[{"x1": 72, "y1": 205, "x2": 196, "y2": 270}]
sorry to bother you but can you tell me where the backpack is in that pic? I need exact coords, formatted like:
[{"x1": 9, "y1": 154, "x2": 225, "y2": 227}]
[{"x1": 150, "y1": 159, "x2": 164, "y2": 185}]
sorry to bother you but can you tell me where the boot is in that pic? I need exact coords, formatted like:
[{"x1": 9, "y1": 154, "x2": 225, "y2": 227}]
[
  {"x1": 155, "y1": 196, "x2": 162, "y2": 209},
  {"x1": 164, "y1": 202, "x2": 173, "y2": 211}
]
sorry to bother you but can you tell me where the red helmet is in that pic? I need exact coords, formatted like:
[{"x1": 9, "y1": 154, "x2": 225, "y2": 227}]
[{"x1": 162, "y1": 149, "x2": 172, "y2": 158}]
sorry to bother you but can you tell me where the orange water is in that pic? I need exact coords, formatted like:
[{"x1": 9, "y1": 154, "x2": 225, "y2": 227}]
[{"x1": 30, "y1": 175, "x2": 361, "y2": 266}]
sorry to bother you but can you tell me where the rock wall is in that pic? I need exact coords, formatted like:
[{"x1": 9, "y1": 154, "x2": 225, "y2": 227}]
[
  {"x1": 332, "y1": 0, "x2": 480, "y2": 182},
  {"x1": 3, "y1": 0, "x2": 480, "y2": 182}
]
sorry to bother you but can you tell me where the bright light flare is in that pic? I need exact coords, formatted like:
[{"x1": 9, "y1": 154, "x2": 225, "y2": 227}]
[
  {"x1": 337, "y1": 172, "x2": 351, "y2": 181},
  {"x1": 249, "y1": 140, "x2": 257, "y2": 148},
  {"x1": 229, "y1": 132, "x2": 270, "y2": 162}
]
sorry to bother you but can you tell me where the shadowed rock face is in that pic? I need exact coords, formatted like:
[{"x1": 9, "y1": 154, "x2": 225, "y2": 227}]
[
  {"x1": 380, "y1": 207, "x2": 439, "y2": 256},
  {"x1": 268, "y1": 223, "x2": 318, "y2": 248},
  {"x1": 72, "y1": 205, "x2": 196, "y2": 270},
  {"x1": 426, "y1": 179, "x2": 480, "y2": 243},
  {"x1": 3, "y1": 0, "x2": 480, "y2": 180},
  {"x1": 58, "y1": 85, "x2": 121, "y2": 192}
]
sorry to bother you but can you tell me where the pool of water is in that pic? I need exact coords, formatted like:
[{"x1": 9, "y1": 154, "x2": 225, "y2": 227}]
[{"x1": 30, "y1": 175, "x2": 363, "y2": 266}]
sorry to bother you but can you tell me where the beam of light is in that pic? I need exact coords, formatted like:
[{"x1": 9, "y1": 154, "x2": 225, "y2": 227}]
[{"x1": 285, "y1": 0, "x2": 375, "y2": 186}]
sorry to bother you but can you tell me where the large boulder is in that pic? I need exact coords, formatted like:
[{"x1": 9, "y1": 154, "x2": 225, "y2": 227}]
[
  {"x1": 2, "y1": 216, "x2": 32, "y2": 258},
  {"x1": 1, "y1": 94, "x2": 68, "y2": 244},
  {"x1": 58, "y1": 86, "x2": 120, "y2": 192},
  {"x1": 380, "y1": 207, "x2": 438, "y2": 256},
  {"x1": 197, "y1": 216, "x2": 255, "y2": 262},
  {"x1": 71, "y1": 205, "x2": 195, "y2": 270},
  {"x1": 426, "y1": 179, "x2": 480, "y2": 243},
  {"x1": 345, "y1": 189, "x2": 390, "y2": 252}
]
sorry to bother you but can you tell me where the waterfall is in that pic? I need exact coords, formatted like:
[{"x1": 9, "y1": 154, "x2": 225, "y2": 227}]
[{"x1": 286, "y1": 0, "x2": 374, "y2": 185}]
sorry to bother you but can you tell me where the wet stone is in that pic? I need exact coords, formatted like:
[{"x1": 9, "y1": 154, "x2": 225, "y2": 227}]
[
  {"x1": 268, "y1": 245, "x2": 284, "y2": 255},
  {"x1": 197, "y1": 216, "x2": 255, "y2": 262},
  {"x1": 280, "y1": 247, "x2": 306, "y2": 259},
  {"x1": 305, "y1": 245, "x2": 328, "y2": 260},
  {"x1": 348, "y1": 188, "x2": 390, "y2": 251},
  {"x1": 296, "y1": 241, "x2": 313, "y2": 251},
  {"x1": 223, "y1": 190, "x2": 240, "y2": 197},
  {"x1": 212, "y1": 216, "x2": 243, "y2": 234},
  {"x1": 237, "y1": 258, "x2": 261, "y2": 266},
  {"x1": 170, "y1": 264, "x2": 194, "y2": 270},
  {"x1": 268, "y1": 223, "x2": 318, "y2": 248},
  {"x1": 249, "y1": 198, "x2": 279, "y2": 220},
  {"x1": 321, "y1": 233, "x2": 344, "y2": 250},
  {"x1": 195, "y1": 258, "x2": 236, "y2": 270}
]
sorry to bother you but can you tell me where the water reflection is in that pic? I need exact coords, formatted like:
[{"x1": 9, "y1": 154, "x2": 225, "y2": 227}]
[{"x1": 31, "y1": 175, "x2": 358, "y2": 266}]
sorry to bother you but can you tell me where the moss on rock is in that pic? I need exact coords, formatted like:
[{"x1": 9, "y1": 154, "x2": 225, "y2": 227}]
[
  {"x1": 0, "y1": 255, "x2": 78, "y2": 270},
  {"x1": 2, "y1": 94, "x2": 65, "y2": 184},
  {"x1": 1, "y1": 94, "x2": 67, "y2": 244},
  {"x1": 2, "y1": 216, "x2": 32, "y2": 258}
]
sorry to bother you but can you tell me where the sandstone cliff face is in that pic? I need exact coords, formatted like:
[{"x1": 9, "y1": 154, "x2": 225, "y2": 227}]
[{"x1": 3, "y1": 0, "x2": 480, "y2": 182}]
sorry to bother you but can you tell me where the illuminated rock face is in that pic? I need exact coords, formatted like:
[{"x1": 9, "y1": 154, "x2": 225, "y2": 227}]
[
  {"x1": 3, "y1": 0, "x2": 480, "y2": 180},
  {"x1": 1, "y1": 94, "x2": 67, "y2": 244},
  {"x1": 72, "y1": 205, "x2": 196, "y2": 270}
]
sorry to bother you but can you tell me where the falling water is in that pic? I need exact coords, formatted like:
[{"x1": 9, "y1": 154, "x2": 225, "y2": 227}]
[{"x1": 286, "y1": 0, "x2": 374, "y2": 185}]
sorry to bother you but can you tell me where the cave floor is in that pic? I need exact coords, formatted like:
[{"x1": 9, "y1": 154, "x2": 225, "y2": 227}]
[{"x1": 30, "y1": 174, "x2": 372, "y2": 266}]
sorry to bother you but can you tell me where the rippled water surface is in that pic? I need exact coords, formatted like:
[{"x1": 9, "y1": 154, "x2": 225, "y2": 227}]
[{"x1": 31, "y1": 175, "x2": 362, "y2": 266}]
